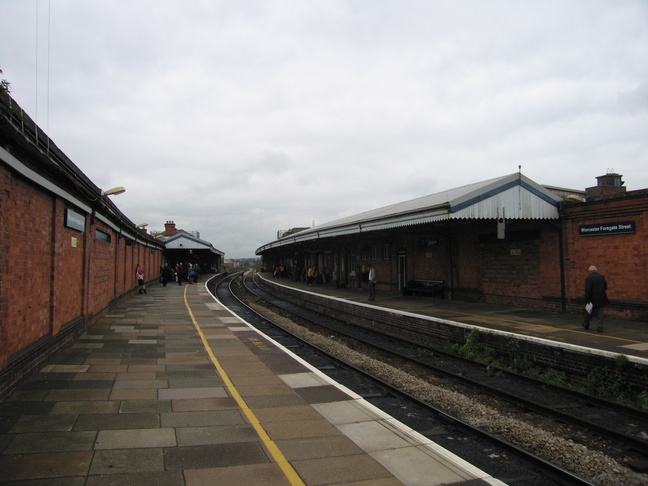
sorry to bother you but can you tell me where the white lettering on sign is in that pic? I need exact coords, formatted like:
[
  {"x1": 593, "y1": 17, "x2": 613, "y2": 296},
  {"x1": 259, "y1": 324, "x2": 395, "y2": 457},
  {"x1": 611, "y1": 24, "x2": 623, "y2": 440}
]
[{"x1": 579, "y1": 220, "x2": 635, "y2": 236}]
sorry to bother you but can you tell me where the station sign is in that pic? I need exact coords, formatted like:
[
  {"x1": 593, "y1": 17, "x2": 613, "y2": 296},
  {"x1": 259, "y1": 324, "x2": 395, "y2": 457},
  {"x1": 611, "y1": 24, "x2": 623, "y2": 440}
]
[
  {"x1": 65, "y1": 208, "x2": 86, "y2": 232},
  {"x1": 579, "y1": 220, "x2": 635, "y2": 237}
]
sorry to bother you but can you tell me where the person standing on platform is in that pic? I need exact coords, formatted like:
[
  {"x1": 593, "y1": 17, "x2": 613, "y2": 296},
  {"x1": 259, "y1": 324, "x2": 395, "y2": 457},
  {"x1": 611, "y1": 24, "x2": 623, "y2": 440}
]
[
  {"x1": 161, "y1": 263, "x2": 173, "y2": 287},
  {"x1": 582, "y1": 265, "x2": 609, "y2": 332},
  {"x1": 136, "y1": 263, "x2": 146, "y2": 294},
  {"x1": 367, "y1": 264, "x2": 376, "y2": 301},
  {"x1": 176, "y1": 263, "x2": 184, "y2": 286},
  {"x1": 333, "y1": 264, "x2": 340, "y2": 289}
]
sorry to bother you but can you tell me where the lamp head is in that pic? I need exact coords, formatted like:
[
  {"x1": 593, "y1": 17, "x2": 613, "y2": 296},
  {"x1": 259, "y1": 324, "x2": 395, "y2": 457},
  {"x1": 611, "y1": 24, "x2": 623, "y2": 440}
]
[{"x1": 102, "y1": 186, "x2": 126, "y2": 196}]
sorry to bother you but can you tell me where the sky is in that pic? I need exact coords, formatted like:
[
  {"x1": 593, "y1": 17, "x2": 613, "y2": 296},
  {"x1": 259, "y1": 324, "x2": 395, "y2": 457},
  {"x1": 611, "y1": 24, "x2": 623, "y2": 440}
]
[{"x1": 1, "y1": 1, "x2": 647, "y2": 258}]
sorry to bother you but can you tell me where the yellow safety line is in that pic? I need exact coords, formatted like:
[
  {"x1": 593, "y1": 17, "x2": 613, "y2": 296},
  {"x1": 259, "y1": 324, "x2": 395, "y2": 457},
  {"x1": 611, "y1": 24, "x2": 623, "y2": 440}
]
[
  {"x1": 428, "y1": 306, "x2": 647, "y2": 345},
  {"x1": 183, "y1": 285, "x2": 305, "y2": 486}
]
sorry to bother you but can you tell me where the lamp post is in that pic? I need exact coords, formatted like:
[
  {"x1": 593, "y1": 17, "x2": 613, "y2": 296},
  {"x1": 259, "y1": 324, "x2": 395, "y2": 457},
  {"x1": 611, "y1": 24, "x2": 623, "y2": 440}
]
[{"x1": 102, "y1": 186, "x2": 126, "y2": 196}]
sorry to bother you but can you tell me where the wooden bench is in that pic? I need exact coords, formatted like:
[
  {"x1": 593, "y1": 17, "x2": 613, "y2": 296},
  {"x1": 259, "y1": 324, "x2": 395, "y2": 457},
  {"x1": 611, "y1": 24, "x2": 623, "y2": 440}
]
[{"x1": 402, "y1": 279, "x2": 444, "y2": 298}]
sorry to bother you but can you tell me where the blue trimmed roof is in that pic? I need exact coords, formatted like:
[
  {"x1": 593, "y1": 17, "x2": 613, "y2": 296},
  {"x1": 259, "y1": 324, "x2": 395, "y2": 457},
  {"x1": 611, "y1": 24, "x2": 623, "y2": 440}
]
[{"x1": 256, "y1": 172, "x2": 565, "y2": 254}]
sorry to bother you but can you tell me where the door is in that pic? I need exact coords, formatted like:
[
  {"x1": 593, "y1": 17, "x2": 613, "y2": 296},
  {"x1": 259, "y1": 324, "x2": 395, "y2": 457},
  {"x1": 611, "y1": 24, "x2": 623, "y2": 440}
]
[{"x1": 397, "y1": 253, "x2": 407, "y2": 293}]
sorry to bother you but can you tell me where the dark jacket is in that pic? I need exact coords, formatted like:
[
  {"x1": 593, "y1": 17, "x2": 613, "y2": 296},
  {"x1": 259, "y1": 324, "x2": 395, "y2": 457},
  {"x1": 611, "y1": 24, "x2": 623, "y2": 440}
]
[
  {"x1": 585, "y1": 271, "x2": 609, "y2": 308},
  {"x1": 161, "y1": 265, "x2": 173, "y2": 281}
]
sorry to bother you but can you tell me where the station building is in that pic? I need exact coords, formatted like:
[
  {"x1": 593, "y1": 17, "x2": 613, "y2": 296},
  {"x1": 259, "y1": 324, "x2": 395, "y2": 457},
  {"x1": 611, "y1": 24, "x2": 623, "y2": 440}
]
[
  {"x1": 257, "y1": 172, "x2": 647, "y2": 321},
  {"x1": 158, "y1": 221, "x2": 224, "y2": 273}
]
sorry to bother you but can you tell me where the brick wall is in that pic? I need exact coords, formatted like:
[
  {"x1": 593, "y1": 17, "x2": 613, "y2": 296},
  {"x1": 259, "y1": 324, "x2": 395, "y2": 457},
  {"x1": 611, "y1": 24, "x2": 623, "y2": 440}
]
[
  {"x1": 561, "y1": 191, "x2": 647, "y2": 320},
  {"x1": 1, "y1": 171, "x2": 53, "y2": 360},
  {"x1": 452, "y1": 222, "x2": 563, "y2": 311},
  {"x1": 407, "y1": 235, "x2": 450, "y2": 284},
  {"x1": 51, "y1": 198, "x2": 85, "y2": 334},
  {"x1": 0, "y1": 167, "x2": 163, "y2": 398}
]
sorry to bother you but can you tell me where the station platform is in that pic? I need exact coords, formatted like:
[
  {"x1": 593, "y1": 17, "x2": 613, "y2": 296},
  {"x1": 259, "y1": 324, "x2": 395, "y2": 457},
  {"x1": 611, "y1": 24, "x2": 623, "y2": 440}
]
[
  {"x1": 0, "y1": 278, "x2": 503, "y2": 486},
  {"x1": 257, "y1": 273, "x2": 648, "y2": 362}
]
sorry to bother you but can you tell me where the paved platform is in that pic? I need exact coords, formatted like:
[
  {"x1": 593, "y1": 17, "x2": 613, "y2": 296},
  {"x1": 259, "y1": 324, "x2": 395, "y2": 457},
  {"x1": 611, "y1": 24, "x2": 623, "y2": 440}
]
[
  {"x1": 0, "y1": 279, "x2": 502, "y2": 486},
  {"x1": 259, "y1": 273, "x2": 648, "y2": 362}
]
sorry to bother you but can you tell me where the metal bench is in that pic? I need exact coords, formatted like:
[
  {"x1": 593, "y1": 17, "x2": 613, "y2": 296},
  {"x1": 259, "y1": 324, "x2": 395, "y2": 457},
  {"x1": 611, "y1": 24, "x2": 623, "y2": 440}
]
[{"x1": 402, "y1": 279, "x2": 444, "y2": 298}]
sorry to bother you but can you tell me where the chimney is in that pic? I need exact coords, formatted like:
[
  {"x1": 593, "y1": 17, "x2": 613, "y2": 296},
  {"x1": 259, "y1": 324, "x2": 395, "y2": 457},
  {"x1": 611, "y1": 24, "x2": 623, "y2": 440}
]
[
  {"x1": 585, "y1": 171, "x2": 626, "y2": 199},
  {"x1": 164, "y1": 221, "x2": 177, "y2": 236}
]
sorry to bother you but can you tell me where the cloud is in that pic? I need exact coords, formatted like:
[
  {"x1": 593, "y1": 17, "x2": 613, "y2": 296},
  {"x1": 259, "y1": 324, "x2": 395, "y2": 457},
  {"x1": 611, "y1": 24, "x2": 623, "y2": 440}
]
[{"x1": 1, "y1": 1, "x2": 646, "y2": 257}]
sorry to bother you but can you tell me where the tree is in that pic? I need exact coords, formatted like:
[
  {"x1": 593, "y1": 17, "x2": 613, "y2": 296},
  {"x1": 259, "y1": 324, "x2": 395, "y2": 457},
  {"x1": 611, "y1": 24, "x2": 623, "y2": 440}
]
[{"x1": 0, "y1": 69, "x2": 11, "y2": 94}]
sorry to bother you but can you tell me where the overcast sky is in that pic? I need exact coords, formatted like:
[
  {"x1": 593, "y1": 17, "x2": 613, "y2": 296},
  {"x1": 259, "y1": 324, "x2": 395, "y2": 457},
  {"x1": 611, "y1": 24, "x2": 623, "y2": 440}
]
[{"x1": 1, "y1": 1, "x2": 647, "y2": 258}]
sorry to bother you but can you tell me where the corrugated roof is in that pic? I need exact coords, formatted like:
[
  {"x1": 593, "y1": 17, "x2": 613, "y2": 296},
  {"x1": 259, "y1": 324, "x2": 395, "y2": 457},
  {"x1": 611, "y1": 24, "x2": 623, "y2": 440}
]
[
  {"x1": 165, "y1": 233, "x2": 224, "y2": 255},
  {"x1": 256, "y1": 172, "x2": 563, "y2": 254}
]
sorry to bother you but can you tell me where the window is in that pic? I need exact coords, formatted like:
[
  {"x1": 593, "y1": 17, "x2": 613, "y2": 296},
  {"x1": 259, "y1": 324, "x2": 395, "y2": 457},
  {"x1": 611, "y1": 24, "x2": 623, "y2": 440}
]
[
  {"x1": 371, "y1": 244, "x2": 377, "y2": 261},
  {"x1": 382, "y1": 243, "x2": 389, "y2": 260},
  {"x1": 95, "y1": 228, "x2": 111, "y2": 243}
]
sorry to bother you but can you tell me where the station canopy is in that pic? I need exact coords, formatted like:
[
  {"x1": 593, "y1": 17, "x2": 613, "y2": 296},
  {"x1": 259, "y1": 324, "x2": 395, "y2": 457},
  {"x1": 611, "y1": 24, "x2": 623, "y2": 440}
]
[
  {"x1": 165, "y1": 233, "x2": 224, "y2": 255},
  {"x1": 256, "y1": 172, "x2": 563, "y2": 254}
]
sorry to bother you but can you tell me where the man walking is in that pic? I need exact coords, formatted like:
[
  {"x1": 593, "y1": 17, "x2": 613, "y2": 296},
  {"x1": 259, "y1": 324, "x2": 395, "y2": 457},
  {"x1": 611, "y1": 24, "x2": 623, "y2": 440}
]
[
  {"x1": 582, "y1": 265, "x2": 609, "y2": 332},
  {"x1": 367, "y1": 264, "x2": 376, "y2": 301}
]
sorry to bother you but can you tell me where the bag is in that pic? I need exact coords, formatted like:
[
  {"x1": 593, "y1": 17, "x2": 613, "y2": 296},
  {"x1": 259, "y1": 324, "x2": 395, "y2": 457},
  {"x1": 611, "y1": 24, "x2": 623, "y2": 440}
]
[{"x1": 585, "y1": 302, "x2": 593, "y2": 314}]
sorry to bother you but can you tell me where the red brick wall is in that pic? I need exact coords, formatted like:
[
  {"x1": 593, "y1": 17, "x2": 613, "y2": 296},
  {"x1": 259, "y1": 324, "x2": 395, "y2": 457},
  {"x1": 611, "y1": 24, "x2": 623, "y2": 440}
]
[
  {"x1": 454, "y1": 228, "x2": 480, "y2": 292},
  {"x1": 88, "y1": 224, "x2": 114, "y2": 315},
  {"x1": 1, "y1": 170, "x2": 53, "y2": 360},
  {"x1": 408, "y1": 235, "x2": 451, "y2": 284},
  {"x1": 0, "y1": 166, "x2": 163, "y2": 384},
  {"x1": 350, "y1": 222, "x2": 564, "y2": 311},
  {"x1": 51, "y1": 198, "x2": 85, "y2": 334},
  {"x1": 561, "y1": 192, "x2": 647, "y2": 319},
  {"x1": 427, "y1": 222, "x2": 563, "y2": 311}
]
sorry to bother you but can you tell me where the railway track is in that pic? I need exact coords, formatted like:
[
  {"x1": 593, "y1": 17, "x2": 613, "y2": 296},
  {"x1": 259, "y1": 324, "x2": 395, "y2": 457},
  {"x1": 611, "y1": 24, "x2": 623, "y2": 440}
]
[
  {"x1": 207, "y1": 272, "x2": 621, "y2": 485},
  {"x1": 245, "y1": 274, "x2": 648, "y2": 462}
]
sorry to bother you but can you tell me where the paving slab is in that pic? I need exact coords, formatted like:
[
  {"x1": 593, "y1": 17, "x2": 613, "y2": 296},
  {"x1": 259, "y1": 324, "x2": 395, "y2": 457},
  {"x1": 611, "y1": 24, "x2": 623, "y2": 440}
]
[
  {"x1": 51, "y1": 401, "x2": 121, "y2": 415},
  {"x1": 163, "y1": 442, "x2": 269, "y2": 470},
  {"x1": 122, "y1": 402, "x2": 168, "y2": 416},
  {"x1": 293, "y1": 453, "x2": 395, "y2": 486},
  {"x1": 175, "y1": 423, "x2": 260, "y2": 446},
  {"x1": 94, "y1": 428, "x2": 176, "y2": 449},
  {"x1": 88, "y1": 448, "x2": 164, "y2": 475},
  {"x1": 158, "y1": 386, "x2": 228, "y2": 400},
  {"x1": 275, "y1": 435, "x2": 366, "y2": 461},
  {"x1": 85, "y1": 470, "x2": 185, "y2": 486},
  {"x1": 184, "y1": 463, "x2": 292, "y2": 486},
  {"x1": 109, "y1": 388, "x2": 158, "y2": 400},
  {"x1": 74, "y1": 412, "x2": 160, "y2": 430},
  {"x1": 5, "y1": 430, "x2": 97, "y2": 453},
  {"x1": 9, "y1": 414, "x2": 78, "y2": 433},
  {"x1": 0, "y1": 451, "x2": 94, "y2": 481},
  {"x1": 160, "y1": 409, "x2": 244, "y2": 427}
]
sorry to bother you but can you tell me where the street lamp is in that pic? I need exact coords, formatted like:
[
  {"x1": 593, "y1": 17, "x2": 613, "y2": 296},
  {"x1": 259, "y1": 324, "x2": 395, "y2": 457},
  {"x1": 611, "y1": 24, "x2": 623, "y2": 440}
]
[{"x1": 102, "y1": 186, "x2": 126, "y2": 196}]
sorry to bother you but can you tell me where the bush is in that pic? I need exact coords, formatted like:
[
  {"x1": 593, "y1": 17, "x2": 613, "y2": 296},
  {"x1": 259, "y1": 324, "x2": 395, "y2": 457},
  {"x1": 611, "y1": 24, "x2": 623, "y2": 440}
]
[{"x1": 584, "y1": 354, "x2": 645, "y2": 407}]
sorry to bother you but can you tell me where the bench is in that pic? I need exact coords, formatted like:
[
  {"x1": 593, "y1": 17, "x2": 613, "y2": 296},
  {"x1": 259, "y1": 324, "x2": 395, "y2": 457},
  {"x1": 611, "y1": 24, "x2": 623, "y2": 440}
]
[{"x1": 402, "y1": 279, "x2": 444, "y2": 298}]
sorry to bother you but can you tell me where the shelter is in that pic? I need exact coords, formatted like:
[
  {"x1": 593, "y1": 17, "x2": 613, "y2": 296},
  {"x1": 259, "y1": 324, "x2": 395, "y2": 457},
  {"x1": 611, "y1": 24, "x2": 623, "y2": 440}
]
[
  {"x1": 160, "y1": 221, "x2": 224, "y2": 273},
  {"x1": 257, "y1": 172, "x2": 577, "y2": 312}
]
